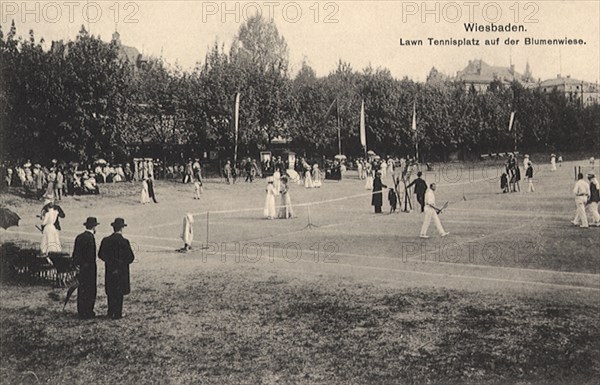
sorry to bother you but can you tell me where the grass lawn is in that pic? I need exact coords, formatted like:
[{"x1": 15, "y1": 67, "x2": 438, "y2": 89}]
[{"x1": 1, "y1": 158, "x2": 599, "y2": 384}]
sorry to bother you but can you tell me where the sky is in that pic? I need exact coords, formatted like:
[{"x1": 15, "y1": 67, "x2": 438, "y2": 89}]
[{"x1": 1, "y1": 0, "x2": 599, "y2": 82}]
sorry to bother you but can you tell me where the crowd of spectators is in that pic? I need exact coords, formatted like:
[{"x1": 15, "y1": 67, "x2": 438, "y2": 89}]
[{"x1": 0, "y1": 159, "x2": 138, "y2": 198}]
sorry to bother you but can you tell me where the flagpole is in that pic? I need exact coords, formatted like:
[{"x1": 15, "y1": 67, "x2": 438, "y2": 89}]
[
  {"x1": 508, "y1": 111, "x2": 516, "y2": 152},
  {"x1": 412, "y1": 101, "x2": 418, "y2": 162},
  {"x1": 337, "y1": 98, "x2": 341, "y2": 155},
  {"x1": 234, "y1": 93, "x2": 240, "y2": 165}
]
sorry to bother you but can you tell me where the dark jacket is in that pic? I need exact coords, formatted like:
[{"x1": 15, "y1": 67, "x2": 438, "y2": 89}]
[
  {"x1": 72, "y1": 230, "x2": 97, "y2": 307},
  {"x1": 590, "y1": 181, "x2": 600, "y2": 203},
  {"x1": 98, "y1": 233, "x2": 135, "y2": 296},
  {"x1": 73, "y1": 231, "x2": 96, "y2": 267},
  {"x1": 407, "y1": 178, "x2": 427, "y2": 197},
  {"x1": 525, "y1": 166, "x2": 533, "y2": 178},
  {"x1": 372, "y1": 176, "x2": 387, "y2": 207}
]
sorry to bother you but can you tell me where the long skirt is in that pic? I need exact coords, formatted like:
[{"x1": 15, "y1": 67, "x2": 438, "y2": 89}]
[
  {"x1": 313, "y1": 172, "x2": 322, "y2": 188},
  {"x1": 264, "y1": 195, "x2": 276, "y2": 218},
  {"x1": 278, "y1": 193, "x2": 294, "y2": 219},
  {"x1": 304, "y1": 171, "x2": 314, "y2": 188},
  {"x1": 44, "y1": 182, "x2": 55, "y2": 199},
  {"x1": 41, "y1": 224, "x2": 61, "y2": 254},
  {"x1": 365, "y1": 176, "x2": 373, "y2": 190},
  {"x1": 141, "y1": 182, "x2": 150, "y2": 204}
]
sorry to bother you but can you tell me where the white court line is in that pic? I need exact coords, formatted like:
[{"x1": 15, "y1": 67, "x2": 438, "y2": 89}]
[
  {"x1": 148, "y1": 176, "x2": 498, "y2": 230},
  {"x1": 6, "y1": 218, "x2": 599, "y2": 285},
  {"x1": 123, "y1": 240, "x2": 600, "y2": 292}
]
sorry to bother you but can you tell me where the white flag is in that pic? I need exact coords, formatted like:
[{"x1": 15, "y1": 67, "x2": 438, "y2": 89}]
[
  {"x1": 360, "y1": 100, "x2": 366, "y2": 148},
  {"x1": 508, "y1": 111, "x2": 515, "y2": 132},
  {"x1": 411, "y1": 102, "x2": 417, "y2": 131},
  {"x1": 234, "y1": 93, "x2": 240, "y2": 163}
]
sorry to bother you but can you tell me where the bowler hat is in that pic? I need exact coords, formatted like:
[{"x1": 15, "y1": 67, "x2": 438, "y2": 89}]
[
  {"x1": 110, "y1": 218, "x2": 127, "y2": 228},
  {"x1": 83, "y1": 217, "x2": 100, "y2": 228}
]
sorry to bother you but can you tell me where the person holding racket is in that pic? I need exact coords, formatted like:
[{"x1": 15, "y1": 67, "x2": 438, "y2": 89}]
[{"x1": 419, "y1": 183, "x2": 450, "y2": 239}]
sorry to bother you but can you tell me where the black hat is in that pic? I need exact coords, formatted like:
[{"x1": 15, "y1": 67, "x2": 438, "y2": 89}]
[
  {"x1": 83, "y1": 217, "x2": 100, "y2": 228},
  {"x1": 110, "y1": 218, "x2": 127, "y2": 228}
]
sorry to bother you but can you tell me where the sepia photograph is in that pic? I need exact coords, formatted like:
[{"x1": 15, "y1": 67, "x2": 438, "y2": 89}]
[{"x1": 0, "y1": 1, "x2": 599, "y2": 384}]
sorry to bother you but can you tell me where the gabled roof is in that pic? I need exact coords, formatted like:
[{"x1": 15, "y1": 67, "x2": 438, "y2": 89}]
[
  {"x1": 456, "y1": 59, "x2": 525, "y2": 83},
  {"x1": 540, "y1": 77, "x2": 585, "y2": 88},
  {"x1": 118, "y1": 45, "x2": 141, "y2": 64}
]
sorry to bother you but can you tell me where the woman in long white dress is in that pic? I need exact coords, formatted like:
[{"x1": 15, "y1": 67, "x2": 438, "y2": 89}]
[
  {"x1": 141, "y1": 178, "x2": 150, "y2": 204},
  {"x1": 180, "y1": 213, "x2": 194, "y2": 251},
  {"x1": 40, "y1": 205, "x2": 61, "y2": 255},
  {"x1": 387, "y1": 159, "x2": 395, "y2": 183},
  {"x1": 278, "y1": 177, "x2": 295, "y2": 219},
  {"x1": 304, "y1": 163, "x2": 314, "y2": 188},
  {"x1": 550, "y1": 154, "x2": 557, "y2": 171},
  {"x1": 357, "y1": 160, "x2": 364, "y2": 180},
  {"x1": 312, "y1": 164, "x2": 322, "y2": 188},
  {"x1": 379, "y1": 161, "x2": 387, "y2": 180},
  {"x1": 365, "y1": 162, "x2": 374, "y2": 190},
  {"x1": 264, "y1": 177, "x2": 277, "y2": 219},
  {"x1": 273, "y1": 169, "x2": 281, "y2": 196}
]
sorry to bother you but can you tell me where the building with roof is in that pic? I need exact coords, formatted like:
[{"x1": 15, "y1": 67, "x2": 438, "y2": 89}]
[
  {"x1": 455, "y1": 59, "x2": 535, "y2": 91},
  {"x1": 539, "y1": 75, "x2": 599, "y2": 106},
  {"x1": 111, "y1": 31, "x2": 149, "y2": 73}
]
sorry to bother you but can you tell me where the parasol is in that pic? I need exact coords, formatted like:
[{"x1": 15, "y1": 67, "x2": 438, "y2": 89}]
[
  {"x1": 0, "y1": 208, "x2": 20, "y2": 229},
  {"x1": 286, "y1": 169, "x2": 300, "y2": 182},
  {"x1": 96, "y1": 159, "x2": 107, "y2": 165},
  {"x1": 367, "y1": 150, "x2": 376, "y2": 156},
  {"x1": 334, "y1": 154, "x2": 347, "y2": 160}
]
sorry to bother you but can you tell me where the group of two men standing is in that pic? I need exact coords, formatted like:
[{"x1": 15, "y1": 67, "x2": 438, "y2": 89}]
[{"x1": 72, "y1": 217, "x2": 135, "y2": 319}]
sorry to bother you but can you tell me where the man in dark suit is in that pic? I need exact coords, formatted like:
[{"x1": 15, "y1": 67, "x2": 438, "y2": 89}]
[
  {"x1": 72, "y1": 217, "x2": 99, "y2": 319},
  {"x1": 98, "y1": 218, "x2": 135, "y2": 320},
  {"x1": 407, "y1": 171, "x2": 428, "y2": 212},
  {"x1": 371, "y1": 171, "x2": 387, "y2": 213}
]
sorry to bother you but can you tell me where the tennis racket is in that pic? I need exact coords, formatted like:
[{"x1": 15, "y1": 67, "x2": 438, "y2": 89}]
[{"x1": 437, "y1": 201, "x2": 449, "y2": 214}]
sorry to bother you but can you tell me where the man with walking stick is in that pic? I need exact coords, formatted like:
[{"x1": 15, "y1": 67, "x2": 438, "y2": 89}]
[
  {"x1": 99, "y1": 218, "x2": 135, "y2": 319},
  {"x1": 72, "y1": 217, "x2": 100, "y2": 319}
]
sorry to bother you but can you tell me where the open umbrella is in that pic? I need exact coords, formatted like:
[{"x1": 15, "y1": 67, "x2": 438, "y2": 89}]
[
  {"x1": 96, "y1": 159, "x2": 107, "y2": 165},
  {"x1": 0, "y1": 208, "x2": 20, "y2": 229},
  {"x1": 334, "y1": 154, "x2": 347, "y2": 160},
  {"x1": 286, "y1": 169, "x2": 300, "y2": 182},
  {"x1": 367, "y1": 150, "x2": 376, "y2": 156}
]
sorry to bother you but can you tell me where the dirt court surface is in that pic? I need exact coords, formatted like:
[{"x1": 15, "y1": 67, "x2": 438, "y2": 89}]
[{"x1": 1, "y1": 159, "x2": 599, "y2": 384}]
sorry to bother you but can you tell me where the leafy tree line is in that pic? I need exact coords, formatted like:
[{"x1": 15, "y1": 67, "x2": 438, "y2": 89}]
[{"x1": 1, "y1": 16, "x2": 598, "y2": 164}]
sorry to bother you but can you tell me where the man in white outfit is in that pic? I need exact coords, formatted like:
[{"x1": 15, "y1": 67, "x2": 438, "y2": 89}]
[
  {"x1": 572, "y1": 173, "x2": 590, "y2": 228},
  {"x1": 419, "y1": 183, "x2": 449, "y2": 238}
]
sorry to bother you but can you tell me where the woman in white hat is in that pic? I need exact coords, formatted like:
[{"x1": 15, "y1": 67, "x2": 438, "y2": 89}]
[
  {"x1": 264, "y1": 177, "x2": 277, "y2": 219},
  {"x1": 278, "y1": 176, "x2": 295, "y2": 219},
  {"x1": 303, "y1": 161, "x2": 314, "y2": 189},
  {"x1": 312, "y1": 164, "x2": 322, "y2": 188}
]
